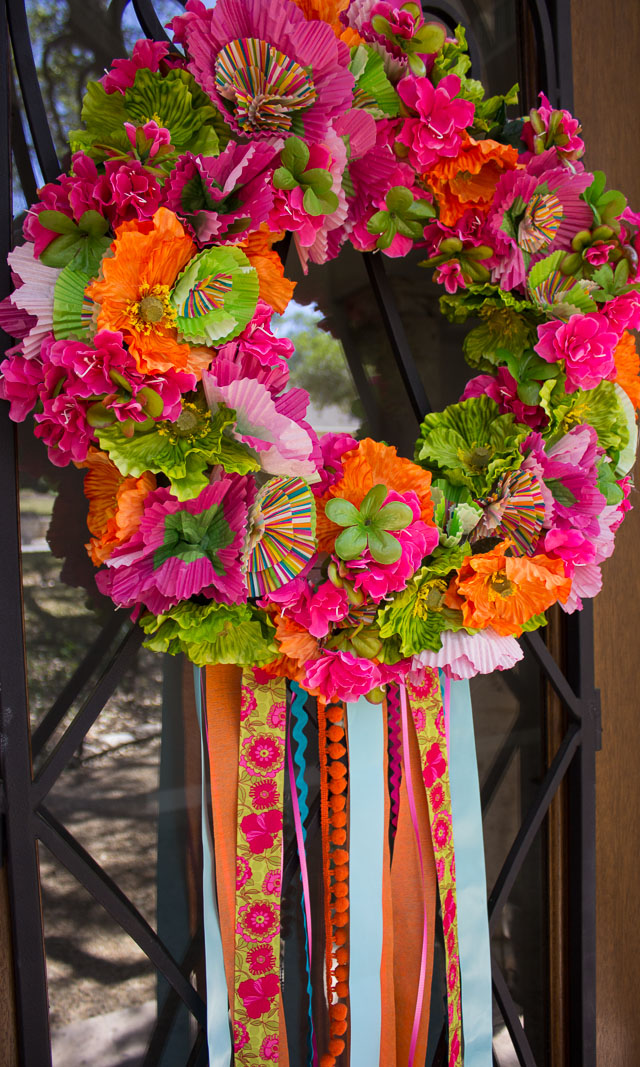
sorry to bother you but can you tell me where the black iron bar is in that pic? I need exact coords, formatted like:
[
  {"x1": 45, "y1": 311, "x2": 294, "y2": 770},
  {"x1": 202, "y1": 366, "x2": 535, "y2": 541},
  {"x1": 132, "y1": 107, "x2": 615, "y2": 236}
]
[
  {"x1": 141, "y1": 927, "x2": 205, "y2": 1066},
  {"x1": 362, "y1": 252, "x2": 431, "y2": 422},
  {"x1": 35, "y1": 806, "x2": 207, "y2": 1028},
  {"x1": 0, "y1": 4, "x2": 51, "y2": 1058},
  {"x1": 186, "y1": 1030, "x2": 208, "y2": 1067},
  {"x1": 31, "y1": 612, "x2": 129, "y2": 760},
  {"x1": 488, "y1": 722, "x2": 580, "y2": 931},
  {"x1": 522, "y1": 630, "x2": 583, "y2": 722},
  {"x1": 131, "y1": 0, "x2": 172, "y2": 43},
  {"x1": 492, "y1": 963, "x2": 538, "y2": 1067},
  {"x1": 526, "y1": 0, "x2": 560, "y2": 107},
  {"x1": 5, "y1": 0, "x2": 60, "y2": 182},
  {"x1": 480, "y1": 708, "x2": 526, "y2": 814},
  {"x1": 10, "y1": 93, "x2": 38, "y2": 206},
  {"x1": 32, "y1": 625, "x2": 145, "y2": 805}
]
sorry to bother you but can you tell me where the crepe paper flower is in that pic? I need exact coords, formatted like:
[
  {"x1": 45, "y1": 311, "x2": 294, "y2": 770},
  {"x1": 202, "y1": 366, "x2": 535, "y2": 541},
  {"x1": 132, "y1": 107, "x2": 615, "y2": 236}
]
[
  {"x1": 0, "y1": 351, "x2": 45, "y2": 422},
  {"x1": 303, "y1": 648, "x2": 385, "y2": 702},
  {"x1": 250, "y1": 779, "x2": 280, "y2": 810},
  {"x1": 358, "y1": 1, "x2": 446, "y2": 76},
  {"x1": 248, "y1": 944, "x2": 276, "y2": 976},
  {"x1": 602, "y1": 290, "x2": 640, "y2": 335},
  {"x1": 415, "y1": 395, "x2": 530, "y2": 497},
  {"x1": 202, "y1": 362, "x2": 320, "y2": 481},
  {"x1": 539, "y1": 379, "x2": 631, "y2": 473},
  {"x1": 472, "y1": 469, "x2": 548, "y2": 555},
  {"x1": 70, "y1": 67, "x2": 224, "y2": 163},
  {"x1": 260, "y1": 1035, "x2": 280, "y2": 1062},
  {"x1": 560, "y1": 562, "x2": 603, "y2": 614},
  {"x1": 273, "y1": 136, "x2": 340, "y2": 221},
  {"x1": 263, "y1": 576, "x2": 350, "y2": 639},
  {"x1": 240, "y1": 809, "x2": 283, "y2": 854},
  {"x1": 217, "y1": 298, "x2": 294, "y2": 377},
  {"x1": 101, "y1": 39, "x2": 183, "y2": 94},
  {"x1": 445, "y1": 540, "x2": 572, "y2": 637},
  {"x1": 98, "y1": 399, "x2": 258, "y2": 502},
  {"x1": 140, "y1": 599, "x2": 278, "y2": 667},
  {"x1": 522, "y1": 93, "x2": 585, "y2": 162},
  {"x1": 240, "y1": 732, "x2": 285, "y2": 778},
  {"x1": 487, "y1": 155, "x2": 594, "y2": 290},
  {"x1": 461, "y1": 368, "x2": 548, "y2": 430},
  {"x1": 612, "y1": 331, "x2": 640, "y2": 412},
  {"x1": 523, "y1": 426, "x2": 606, "y2": 546},
  {"x1": 237, "y1": 973, "x2": 280, "y2": 1015},
  {"x1": 97, "y1": 476, "x2": 254, "y2": 614},
  {"x1": 287, "y1": 130, "x2": 349, "y2": 269},
  {"x1": 164, "y1": 142, "x2": 278, "y2": 244},
  {"x1": 313, "y1": 433, "x2": 359, "y2": 497},
  {"x1": 33, "y1": 380, "x2": 99, "y2": 466},
  {"x1": 171, "y1": 0, "x2": 354, "y2": 144},
  {"x1": 80, "y1": 448, "x2": 157, "y2": 566},
  {"x1": 413, "y1": 625, "x2": 524, "y2": 679},
  {"x1": 318, "y1": 437, "x2": 435, "y2": 550},
  {"x1": 86, "y1": 210, "x2": 210, "y2": 378},
  {"x1": 395, "y1": 74, "x2": 474, "y2": 173},
  {"x1": 236, "y1": 229, "x2": 296, "y2": 314},
  {"x1": 3, "y1": 243, "x2": 60, "y2": 360},
  {"x1": 326, "y1": 482, "x2": 413, "y2": 564},
  {"x1": 377, "y1": 543, "x2": 470, "y2": 654},
  {"x1": 233, "y1": 1021, "x2": 250, "y2": 1053},
  {"x1": 171, "y1": 244, "x2": 260, "y2": 347},
  {"x1": 426, "y1": 134, "x2": 519, "y2": 227},
  {"x1": 534, "y1": 312, "x2": 617, "y2": 393}
]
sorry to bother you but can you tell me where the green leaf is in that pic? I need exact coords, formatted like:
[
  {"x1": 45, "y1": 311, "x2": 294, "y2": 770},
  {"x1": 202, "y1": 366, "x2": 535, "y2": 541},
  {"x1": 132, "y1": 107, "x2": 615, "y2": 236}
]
[
  {"x1": 377, "y1": 500, "x2": 413, "y2": 531},
  {"x1": 273, "y1": 167, "x2": 297, "y2": 191},
  {"x1": 37, "y1": 210, "x2": 79, "y2": 235},
  {"x1": 335, "y1": 526, "x2": 369, "y2": 560},
  {"x1": 70, "y1": 235, "x2": 112, "y2": 275},
  {"x1": 281, "y1": 136, "x2": 309, "y2": 176},
  {"x1": 302, "y1": 168, "x2": 333, "y2": 194},
  {"x1": 517, "y1": 380, "x2": 541, "y2": 406},
  {"x1": 596, "y1": 457, "x2": 624, "y2": 505},
  {"x1": 303, "y1": 186, "x2": 337, "y2": 217},
  {"x1": 39, "y1": 233, "x2": 83, "y2": 268},
  {"x1": 360, "y1": 483, "x2": 388, "y2": 519},
  {"x1": 367, "y1": 528, "x2": 402, "y2": 564},
  {"x1": 546, "y1": 478, "x2": 576, "y2": 507},
  {"x1": 386, "y1": 186, "x2": 413, "y2": 213},
  {"x1": 367, "y1": 210, "x2": 389, "y2": 235},
  {"x1": 324, "y1": 497, "x2": 361, "y2": 526},
  {"x1": 78, "y1": 210, "x2": 110, "y2": 237}
]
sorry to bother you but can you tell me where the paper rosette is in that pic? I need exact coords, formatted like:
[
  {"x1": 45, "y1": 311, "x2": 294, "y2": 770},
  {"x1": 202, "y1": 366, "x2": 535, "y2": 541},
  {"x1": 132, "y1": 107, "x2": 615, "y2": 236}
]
[
  {"x1": 53, "y1": 264, "x2": 94, "y2": 340},
  {"x1": 245, "y1": 475, "x2": 316, "y2": 596},
  {"x1": 171, "y1": 244, "x2": 260, "y2": 346}
]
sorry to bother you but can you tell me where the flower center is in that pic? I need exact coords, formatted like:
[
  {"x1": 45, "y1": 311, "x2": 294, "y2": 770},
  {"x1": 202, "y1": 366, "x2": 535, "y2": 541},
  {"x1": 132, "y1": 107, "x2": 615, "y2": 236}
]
[
  {"x1": 127, "y1": 284, "x2": 176, "y2": 334},
  {"x1": 489, "y1": 570, "x2": 514, "y2": 598},
  {"x1": 459, "y1": 443, "x2": 493, "y2": 471},
  {"x1": 215, "y1": 38, "x2": 317, "y2": 134},
  {"x1": 413, "y1": 578, "x2": 448, "y2": 618},
  {"x1": 156, "y1": 403, "x2": 212, "y2": 444}
]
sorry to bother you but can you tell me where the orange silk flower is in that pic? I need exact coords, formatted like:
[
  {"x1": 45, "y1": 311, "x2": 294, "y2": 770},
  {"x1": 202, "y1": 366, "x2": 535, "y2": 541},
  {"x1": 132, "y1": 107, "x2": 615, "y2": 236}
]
[
  {"x1": 80, "y1": 447, "x2": 156, "y2": 566},
  {"x1": 613, "y1": 330, "x2": 640, "y2": 413},
  {"x1": 239, "y1": 226, "x2": 296, "y2": 314},
  {"x1": 445, "y1": 540, "x2": 572, "y2": 636},
  {"x1": 87, "y1": 208, "x2": 211, "y2": 379},
  {"x1": 426, "y1": 135, "x2": 520, "y2": 227}
]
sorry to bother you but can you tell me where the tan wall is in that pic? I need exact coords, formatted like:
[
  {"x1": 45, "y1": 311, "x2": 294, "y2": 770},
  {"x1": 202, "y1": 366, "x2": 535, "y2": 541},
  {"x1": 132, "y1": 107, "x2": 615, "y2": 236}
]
[
  {"x1": 0, "y1": 867, "x2": 18, "y2": 1066},
  {"x1": 571, "y1": 1, "x2": 640, "y2": 1062}
]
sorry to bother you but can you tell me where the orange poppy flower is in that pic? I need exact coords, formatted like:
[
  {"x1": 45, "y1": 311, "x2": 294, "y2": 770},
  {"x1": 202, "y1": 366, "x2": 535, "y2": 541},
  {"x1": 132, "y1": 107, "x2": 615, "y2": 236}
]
[
  {"x1": 238, "y1": 226, "x2": 296, "y2": 314},
  {"x1": 445, "y1": 540, "x2": 571, "y2": 637},
  {"x1": 261, "y1": 610, "x2": 321, "y2": 682},
  {"x1": 87, "y1": 208, "x2": 211, "y2": 379},
  {"x1": 317, "y1": 438, "x2": 434, "y2": 552},
  {"x1": 426, "y1": 135, "x2": 520, "y2": 227},
  {"x1": 613, "y1": 330, "x2": 640, "y2": 413},
  {"x1": 80, "y1": 447, "x2": 156, "y2": 566},
  {"x1": 291, "y1": 0, "x2": 362, "y2": 44}
]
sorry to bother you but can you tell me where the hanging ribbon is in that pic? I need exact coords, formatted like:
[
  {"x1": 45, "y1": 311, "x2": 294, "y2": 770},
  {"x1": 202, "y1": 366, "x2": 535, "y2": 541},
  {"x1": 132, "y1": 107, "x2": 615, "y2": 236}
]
[
  {"x1": 194, "y1": 667, "x2": 233, "y2": 1067},
  {"x1": 406, "y1": 673, "x2": 463, "y2": 1067},
  {"x1": 446, "y1": 676, "x2": 493, "y2": 1066},
  {"x1": 233, "y1": 670, "x2": 288, "y2": 1064},
  {"x1": 287, "y1": 680, "x2": 317, "y2": 1066},
  {"x1": 346, "y1": 695, "x2": 385, "y2": 1067}
]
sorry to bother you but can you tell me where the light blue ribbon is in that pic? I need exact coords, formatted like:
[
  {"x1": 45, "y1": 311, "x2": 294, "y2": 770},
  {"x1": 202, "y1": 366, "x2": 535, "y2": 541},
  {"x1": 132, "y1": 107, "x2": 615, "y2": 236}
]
[
  {"x1": 194, "y1": 667, "x2": 233, "y2": 1067},
  {"x1": 346, "y1": 696, "x2": 385, "y2": 1067},
  {"x1": 445, "y1": 675, "x2": 493, "y2": 1066}
]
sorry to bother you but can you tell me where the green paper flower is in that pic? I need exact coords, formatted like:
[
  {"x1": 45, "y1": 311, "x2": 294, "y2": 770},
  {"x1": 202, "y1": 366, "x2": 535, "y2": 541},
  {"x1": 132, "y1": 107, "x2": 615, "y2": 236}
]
[
  {"x1": 171, "y1": 245, "x2": 259, "y2": 346},
  {"x1": 377, "y1": 544, "x2": 471, "y2": 655},
  {"x1": 97, "y1": 401, "x2": 259, "y2": 501},
  {"x1": 431, "y1": 480, "x2": 482, "y2": 547},
  {"x1": 415, "y1": 395, "x2": 530, "y2": 496},
  {"x1": 70, "y1": 69, "x2": 228, "y2": 164},
  {"x1": 349, "y1": 44, "x2": 400, "y2": 118},
  {"x1": 153, "y1": 507, "x2": 234, "y2": 571},
  {"x1": 140, "y1": 600, "x2": 277, "y2": 668},
  {"x1": 325, "y1": 483, "x2": 413, "y2": 564},
  {"x1": 539, "y1": 378, "x2": 631, "y2": 471}
]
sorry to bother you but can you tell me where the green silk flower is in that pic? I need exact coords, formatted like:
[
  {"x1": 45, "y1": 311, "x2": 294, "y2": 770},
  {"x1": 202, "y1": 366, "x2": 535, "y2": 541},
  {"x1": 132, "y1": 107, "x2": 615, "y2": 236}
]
[
  {"x1": 325, "y1": 483, "x2": 413, "y2": 564},
  {"x1": 97, "y1": 401, "x2": 258, "y2": 501},
  {"x1": 153, "y1": 507, "x2": 234, "y2": 571},
  {"x1": 140, "y1": 600, "x2": 278, "y2": 668},
  {"x1": 415, "y1": 395, "x2": 530, "y2": 496},
  {"x1": 377, "y1": 544, "x2": 471, "y2": 655},
  {"x1": 70, "y1": 68, "x2": 228, "y2": 164}
]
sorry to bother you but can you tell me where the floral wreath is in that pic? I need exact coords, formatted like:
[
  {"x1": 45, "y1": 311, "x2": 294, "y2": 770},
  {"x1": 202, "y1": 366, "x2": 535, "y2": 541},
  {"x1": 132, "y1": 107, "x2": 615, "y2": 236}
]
[{"x1": 2, "y1": 0, "x2": 639, "y2": 705}]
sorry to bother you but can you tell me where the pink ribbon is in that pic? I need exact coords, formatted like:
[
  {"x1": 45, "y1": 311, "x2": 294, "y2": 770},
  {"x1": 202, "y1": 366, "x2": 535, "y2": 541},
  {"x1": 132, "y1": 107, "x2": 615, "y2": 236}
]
[
  {"x1": 444, "y1": 672, "x2": 451, "y2": 762},
  {"x1": 399, "y1": 682, "x2": 429, "y2": 1067}
]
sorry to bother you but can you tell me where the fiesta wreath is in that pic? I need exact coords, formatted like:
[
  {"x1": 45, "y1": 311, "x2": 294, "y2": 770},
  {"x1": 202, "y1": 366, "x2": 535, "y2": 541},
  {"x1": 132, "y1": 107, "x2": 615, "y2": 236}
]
[{"x1": 2, "y1": 0, "x2": 639, "y2": 1063}]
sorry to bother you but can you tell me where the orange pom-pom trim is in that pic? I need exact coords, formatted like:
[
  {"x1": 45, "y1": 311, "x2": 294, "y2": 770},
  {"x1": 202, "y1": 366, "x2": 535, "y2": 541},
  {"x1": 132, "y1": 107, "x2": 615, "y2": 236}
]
[{"x1": 329, "y1": 1039, "x2": 345, "y2": 1057}]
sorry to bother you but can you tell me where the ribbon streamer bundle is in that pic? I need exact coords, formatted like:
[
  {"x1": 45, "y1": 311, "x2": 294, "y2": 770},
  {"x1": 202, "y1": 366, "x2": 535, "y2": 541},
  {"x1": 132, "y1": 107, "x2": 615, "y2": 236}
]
[{"x1": 2, "y1": 0, "x2": 640, "y2": 1061}]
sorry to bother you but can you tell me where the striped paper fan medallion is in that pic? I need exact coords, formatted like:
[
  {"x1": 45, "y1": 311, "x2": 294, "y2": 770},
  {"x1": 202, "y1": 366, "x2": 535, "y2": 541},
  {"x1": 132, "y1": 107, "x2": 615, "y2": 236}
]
[
  {"x1": 245, "y1": 476, "x2": 316, "y2": 597},
  {"x1": 476, "y1": 469, "x2": 546, "y2": 555}
]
